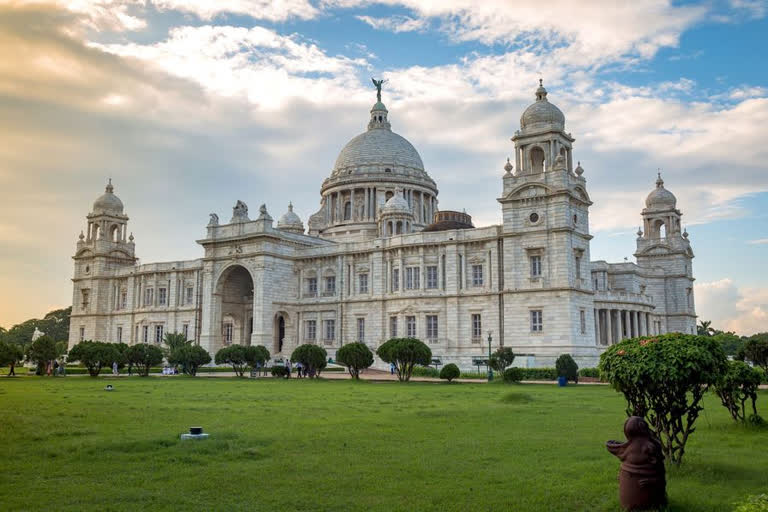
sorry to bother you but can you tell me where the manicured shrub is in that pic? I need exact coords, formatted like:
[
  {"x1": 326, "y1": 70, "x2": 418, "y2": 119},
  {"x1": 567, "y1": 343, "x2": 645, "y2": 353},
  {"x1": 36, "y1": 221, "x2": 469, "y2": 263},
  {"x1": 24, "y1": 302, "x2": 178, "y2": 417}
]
[
  {"x1": 376, "y1": 338, "x2": 431, "y2": 382},
  {"x1": 412, "y1": 366, "x2": 440, "y2": 378},
  {"x1": 168, "y1": 345, "x2": 211, "y2": 376},
  {"x1": 578, "y1": 368, "x2": 600, "y2": 378},
  {"x1": 715, "y1": 360, "x2": 761, "y2": 422},
  {"x1": 25, "y1": 335, "x2": 59, "y2": 375},
  {"x1": 245, "y1": 345, "x2": 271, "y2": 370},
  {"x1": 214, "y1": 345, "x2": 250, "y2": 377},
  {"x1": 733, "y1": 494, "x2": 768, "y2": 512},
  {"x1": 503, "y1": 367, "x2": 524, "y2": 383},
  {"x1": 126, "y1": 343, "x2": 165, "y2": 377},
  {"x1": 336, "y1": 342, "x2": 374, "y2": 379},
  {"x1": 439, "y1": 363, "x2": 460, "y2": 382},
  {"x1": 555, "y1": 354, "x2": 579, "y2": 383},
  {"x1": 490, "y1": 347, "x2": 515, "y2": 374},
  {"x1": 271, "y1": 365, "x2": 289, "y2": 378},
  {"x1": 291, "y1": 344, "x2": 327, "y2": 378},
  {"x1": 519, "y1": 368, "x2": 557, "y2": 380},
  {"x1": 599, "y1": 333, "x2": 728, "y2": 465},
  {"x1": 68, "y1": 341, "x2": 121, "y2": 377}
]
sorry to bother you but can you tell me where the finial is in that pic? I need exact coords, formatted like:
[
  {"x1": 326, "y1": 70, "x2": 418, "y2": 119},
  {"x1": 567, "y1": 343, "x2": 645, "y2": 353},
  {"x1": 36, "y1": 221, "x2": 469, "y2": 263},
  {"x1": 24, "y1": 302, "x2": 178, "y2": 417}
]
[
  {"x1": 288, "y1": 201, "x2": 293, "y2": 212},
  {"x1": 575, "y1": 161, "x2": 584, "y2": 176},
  {"x1": 129, "y1": 232, "x2": 134, "y2": 242},
  {"x1": 539, "y1": 78, "x2": 543, "y2": 87},
  {"x1": 504, "y1": 158, "x2": 513, "y2": 174},
  {"x1": 372, "y1": 77, "x2": 387, "y2": 103},
  {"x1": 683, "y1": 228, "x2": 689, "y2": 239},
  {"x1": 106, "y1": 178, "x2": 114, "y2": 193},
  {"x1": 637, "y1": 227, "x2": 643, "y2": 237},
  {"x1": 79, "y1": 230, "x2": 85, "y2": 241},
  {"x1": 656, "y1": 170, "x2": 664, "y2": 188}
]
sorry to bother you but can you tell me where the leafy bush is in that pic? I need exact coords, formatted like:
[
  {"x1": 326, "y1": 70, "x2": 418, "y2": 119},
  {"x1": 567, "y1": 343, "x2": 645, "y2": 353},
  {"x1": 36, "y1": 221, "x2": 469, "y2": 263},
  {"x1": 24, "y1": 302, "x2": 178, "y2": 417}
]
[
  {"x1": 578, "y1": 368, "x2": 600, "y2": 378},
  {"x1": 214, "y1": 345, "x2": 250, "y2": 377},
  {"x1": 599, "y1": 333, "x2": 728, "y2": 465},
  {"x1": 25, "y1": 335, "x2": 59, "y2": 374},
  {"x1": 291, "y1": 344, "x2": 327, "y2": 378},
  {"x1": 126, "y1": 344, "x2": 164, "y2": 377},
  {"x1": 0, "y1": 341, "x2": 23, "y2": 376},
  {"x1": 715, "y1": 361, "x2": 761, "y2": 422},
  {"x1": 271, "y1": 365, "x2": 289, "y2": 378},
  {"x1": 439, "y1": 363, "x2": 460, "y2": 382},
  {"x1": 490, "y1": 347, "x2": 515, "y2": 374},
  {"x1": 734, "y1": 494, "x2": 768, "y2": 512},
  {"x1": 336, "y1": 342, "x2": 374, "y2": 379},
  {"x1": 68, "y1": 341, "x2": 121, "y2": 377},
  {"x1": 245, "y1": 345, "x2": 271, "y2": 370},
  {"x1": 168, "y1": 345, "x2": 211, "y2": 376},
  {"x1": 376, "y1": 338, "x2": 431, "y2": 382},
  {"x1": 744, "y1": 334, "x2": 768, "y2": 373},
  {"x1": 748, "y1": 414, "x2": 766, "y2": 427},
  {"x1": 412, "y1": 366, "x2": 440, "y2": 378},
  {"x1": 555, "y1": 354, "x2": 579, "y2": 383},
  {"x1": 518, "y1": 368, "x2": 558, "y2": 380},
  {"x1": 503, "y1": 367, "x2": 524, "y2": 383}
]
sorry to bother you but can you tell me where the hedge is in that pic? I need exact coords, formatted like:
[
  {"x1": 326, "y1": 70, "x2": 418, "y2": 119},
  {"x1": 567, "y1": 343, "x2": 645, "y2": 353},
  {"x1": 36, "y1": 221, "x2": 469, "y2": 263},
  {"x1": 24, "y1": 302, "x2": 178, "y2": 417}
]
[{"x1": 578, "y1": 368, "x2": 600, "y2": 378}]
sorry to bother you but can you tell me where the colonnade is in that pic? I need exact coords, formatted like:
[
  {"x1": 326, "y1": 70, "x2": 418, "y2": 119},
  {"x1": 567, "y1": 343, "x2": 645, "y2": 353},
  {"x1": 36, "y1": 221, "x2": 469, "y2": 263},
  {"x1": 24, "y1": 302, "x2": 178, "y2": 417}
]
[
  {"x1": 325, "y1": 186, "x2": 436, "y2": 225},
  {"x1": 594, "y1": 308, "x2": 662, "y2": 346}
]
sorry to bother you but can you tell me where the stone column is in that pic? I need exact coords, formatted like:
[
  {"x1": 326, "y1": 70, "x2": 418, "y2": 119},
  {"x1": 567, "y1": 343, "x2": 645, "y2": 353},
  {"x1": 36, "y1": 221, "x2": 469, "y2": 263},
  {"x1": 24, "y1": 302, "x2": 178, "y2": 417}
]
[
  {"x1": 606, "y1": 308, "x2": 613, "y2": 345},
  {"x1": 594, "y1": 309, "x2": 600, "y2": 345},
  {"x1": 617, "y1": 308, "x2": 624, "y2": 341},
  {"x1": 639, "y1": 312, "x2": 646, "y2": 336}
]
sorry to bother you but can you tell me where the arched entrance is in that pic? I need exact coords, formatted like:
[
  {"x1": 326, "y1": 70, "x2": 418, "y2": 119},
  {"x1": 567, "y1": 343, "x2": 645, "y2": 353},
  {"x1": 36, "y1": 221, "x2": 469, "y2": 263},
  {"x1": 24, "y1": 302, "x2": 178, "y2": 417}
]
[
  {"x1": 214, "y1": 265, "x2": 254, "y2": 349},
  {"x1": 274, "y1": 312, "x2": 288, "y2": 355}
]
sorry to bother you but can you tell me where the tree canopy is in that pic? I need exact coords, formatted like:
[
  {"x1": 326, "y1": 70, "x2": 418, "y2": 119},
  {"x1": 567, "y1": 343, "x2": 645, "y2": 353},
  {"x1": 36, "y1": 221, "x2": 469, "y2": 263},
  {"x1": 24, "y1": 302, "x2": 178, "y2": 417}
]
[
  {"x1": 376, "y1": 338, "x2": 431, "y2": 382},
  {"x1": 0, "y1": 307, "x2": 71, "y2": 346},
  {"x1": 68, "y1": 341, "x2": 121, "y2": 377},
  {"x1": 168, "y1": 345, "x2": 211, "y2": 376},
  {"x1": 490, "y1": 347, "x2": 515, "y2": 374},
  {"x1": 336, "y1": 342, "x2": 374, "y2": 379},
  {"x1": 126, "y1": 344, "x2": 164, "y2": 377},
  {"x1": 291, "y1": 344, "x2": 327, "y2": 377},
  {"x1": 25, "y1": 335, "x2": 59, "y2": 373}
]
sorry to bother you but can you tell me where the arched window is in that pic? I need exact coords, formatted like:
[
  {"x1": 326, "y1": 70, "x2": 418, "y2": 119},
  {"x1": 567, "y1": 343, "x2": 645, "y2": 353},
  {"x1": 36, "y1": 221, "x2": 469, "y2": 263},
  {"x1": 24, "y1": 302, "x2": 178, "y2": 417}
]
[
  {"x1": 110, "y1": 224, "x2": 120, "y2": 242},
  {"x1": 93, "y1": 224, "x2": 101, "y2": 240},
  {"x1": 530, "y1": 146, "x2": 545, "y2": 173},
  {"x1": 343, "y1": 201, "x2": 352, "y2": 220},
  {"x1": 396, "y1": 221, "x2": 402, "y2": 234},
  {"x1": 385, "y1": 191, "x2": 394, "y2": 201}
]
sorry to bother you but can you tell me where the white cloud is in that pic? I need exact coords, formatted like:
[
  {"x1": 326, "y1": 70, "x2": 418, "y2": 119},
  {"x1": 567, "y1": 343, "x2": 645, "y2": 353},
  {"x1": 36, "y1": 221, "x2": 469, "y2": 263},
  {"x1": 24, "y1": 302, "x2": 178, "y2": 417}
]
[
  {"x1": 696, "y1": 278, "x2": 768, "y2": 335},
  {"x1": 356, "y1": 14, "x2": 427, "y2": 33},
  {"x1": 152, "y1": 0, "x2": 319, "y2": 22},
  {"x1": 748, "y1": 238, "x2": 768, "y2": 245}
]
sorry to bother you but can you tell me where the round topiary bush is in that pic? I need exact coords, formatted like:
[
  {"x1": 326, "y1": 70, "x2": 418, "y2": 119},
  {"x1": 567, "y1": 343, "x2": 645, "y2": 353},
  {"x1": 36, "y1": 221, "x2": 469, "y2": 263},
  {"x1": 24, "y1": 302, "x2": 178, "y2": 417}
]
[
  {"x1": 439, "y1": 363, "x2": 460, "y2": 382},
  {"x1": 376, "y1": 338, "x2": 431, "y2": 382},
  {"x1": 503, "y1": 367, "x2": 524, "y2": 383},
  {"x1": 271, "y1": 365, "x2": 289, "y2": 378},
  {"x1": 336, "y1": 342, "x2": 374, "y2": 379},
  {"x1": 556, "y1": 354, "x2": 579, "y2": 383},
  {"x1": 291, "y1": 344, "x2": 327, "y2": 378}
]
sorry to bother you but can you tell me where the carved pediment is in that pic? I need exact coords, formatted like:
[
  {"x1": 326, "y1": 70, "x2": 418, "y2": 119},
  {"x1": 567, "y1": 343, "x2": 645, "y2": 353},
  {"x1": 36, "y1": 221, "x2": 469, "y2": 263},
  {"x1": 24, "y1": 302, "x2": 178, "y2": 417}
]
[{"x1": 507, "y1": 184, "x2": 550, "y2": 200}]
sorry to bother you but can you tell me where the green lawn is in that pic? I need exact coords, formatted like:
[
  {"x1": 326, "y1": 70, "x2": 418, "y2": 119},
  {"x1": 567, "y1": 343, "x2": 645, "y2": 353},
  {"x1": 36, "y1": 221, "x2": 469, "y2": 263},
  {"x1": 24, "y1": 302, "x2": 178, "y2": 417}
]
[{"x1": 0, "y1": 377, "x2": 765, "y2": 511}]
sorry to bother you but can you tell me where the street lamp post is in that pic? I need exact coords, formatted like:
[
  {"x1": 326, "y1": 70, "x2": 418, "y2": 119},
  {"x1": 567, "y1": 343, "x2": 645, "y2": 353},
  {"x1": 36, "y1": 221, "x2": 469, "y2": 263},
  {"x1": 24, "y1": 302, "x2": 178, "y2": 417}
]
[{"x1": 487, "y1": 331, "x2": 493, "y2": 382}]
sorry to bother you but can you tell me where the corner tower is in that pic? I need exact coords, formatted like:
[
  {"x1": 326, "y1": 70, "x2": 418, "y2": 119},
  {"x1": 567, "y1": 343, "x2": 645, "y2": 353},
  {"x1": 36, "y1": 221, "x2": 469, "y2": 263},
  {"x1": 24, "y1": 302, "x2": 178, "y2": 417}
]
[
  {"x1": 69, "y1": 180, "x2": 136, "y2": 346},
  {"x1": 635, "y1": 174, "x2": 696, "y2": 334}
]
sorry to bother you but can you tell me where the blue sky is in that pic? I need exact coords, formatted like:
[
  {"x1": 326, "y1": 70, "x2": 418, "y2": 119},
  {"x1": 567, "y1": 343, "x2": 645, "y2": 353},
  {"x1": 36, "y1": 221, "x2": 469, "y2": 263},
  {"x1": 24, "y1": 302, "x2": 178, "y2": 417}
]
[{"x1": 0, "y1": 0, "x2": 767, "y2": 333}]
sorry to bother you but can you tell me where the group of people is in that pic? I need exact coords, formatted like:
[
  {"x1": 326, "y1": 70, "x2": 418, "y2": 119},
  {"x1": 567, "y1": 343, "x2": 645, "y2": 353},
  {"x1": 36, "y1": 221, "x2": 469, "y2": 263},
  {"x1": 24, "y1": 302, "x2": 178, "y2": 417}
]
[{"x1": 283, "y1": 361, "x2": 315, "y2": 379}]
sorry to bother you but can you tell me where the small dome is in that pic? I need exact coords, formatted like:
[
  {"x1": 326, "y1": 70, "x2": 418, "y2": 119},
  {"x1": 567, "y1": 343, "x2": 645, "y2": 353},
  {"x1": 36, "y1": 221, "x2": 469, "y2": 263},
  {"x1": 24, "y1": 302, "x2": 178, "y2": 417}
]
[
  {"x1": 380, "y1": 189, "x2": 411, "y2": 216},
  {"x1": 277, "y1": 202, "x2": 304, "y2": 233},
  {"x1": 92, "y1": 180, "x2": 124, "y2": 215},
  {"x1": 520, "y1": 80, "x2": 565, "y2": 131},
  {"x1": 645, "y1": 173, "x2": 677, "y2": 210}
]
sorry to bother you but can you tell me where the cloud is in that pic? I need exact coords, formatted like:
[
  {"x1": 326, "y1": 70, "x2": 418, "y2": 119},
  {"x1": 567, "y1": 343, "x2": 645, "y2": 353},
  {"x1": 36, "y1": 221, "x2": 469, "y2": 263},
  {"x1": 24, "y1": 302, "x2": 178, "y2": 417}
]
[
  {"x1": 152, "y1": 0, "x2": 319, "y2": 22},
  {"x1": 356, "y1": 14, "x2": 427, "y2": 33},
  {"x1": 748, "y1": 238, "x2": 768, "y2": 245},
  {"x1": 696, "y1": 279, "x2": 768, "y2": 335}
]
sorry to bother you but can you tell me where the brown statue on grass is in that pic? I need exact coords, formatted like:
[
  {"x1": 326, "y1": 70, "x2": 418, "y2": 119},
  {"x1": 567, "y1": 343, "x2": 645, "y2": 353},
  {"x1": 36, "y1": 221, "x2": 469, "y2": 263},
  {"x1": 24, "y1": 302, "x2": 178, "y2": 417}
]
[{"x1": 606, "y1": 416, "x2": 667, "y2": 511}]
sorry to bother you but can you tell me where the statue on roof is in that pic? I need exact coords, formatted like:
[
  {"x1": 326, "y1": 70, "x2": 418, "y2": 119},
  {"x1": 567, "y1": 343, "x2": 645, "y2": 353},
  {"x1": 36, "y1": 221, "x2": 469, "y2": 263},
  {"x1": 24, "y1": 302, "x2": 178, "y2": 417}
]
[{"x1": 372, "y1": 77, "x2": 387, "y2": 102}]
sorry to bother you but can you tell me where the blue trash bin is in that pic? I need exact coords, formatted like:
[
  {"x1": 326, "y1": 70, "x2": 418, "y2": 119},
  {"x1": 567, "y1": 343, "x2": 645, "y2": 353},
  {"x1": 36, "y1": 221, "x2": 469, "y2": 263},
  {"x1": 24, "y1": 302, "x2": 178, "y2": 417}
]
[{"x1": 557, "y1": 376, "x2": 567, "y2": 387}]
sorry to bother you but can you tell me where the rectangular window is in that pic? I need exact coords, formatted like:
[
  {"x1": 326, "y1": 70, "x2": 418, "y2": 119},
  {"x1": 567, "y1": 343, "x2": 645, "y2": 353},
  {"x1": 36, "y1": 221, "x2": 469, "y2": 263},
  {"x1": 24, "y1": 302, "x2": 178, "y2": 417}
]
[
  {"x1": 575, "y1": 256, "x2": 582, "y2": 280},
  {"x1": 426, "y1": 315, "x2": 438, "y2": 340},
  {"x1": 142, "y1": 326, "x2": 149, "y2": 343},
  {"x1": 117, "y1": 326, "x2": 122, "y2": 343},
  {"x1": 307, "y1": 277, "x2": 318, "y2": 297},
  {"x1": 305, "y1": 320, "x2": 316, "y2": 340},
  {"x1": 406, "y1": 267, "x2": 420, "y2": 289},
  {"x1": 158, "y1": 287, "x2": 167, "y2": 306},
  {"x1": 358, "y1": 273, "x2": 368, "y2": 294},
  {"x1": 392, "y1": 268, "x2": 399, "y2": 291},
  {"x1": 426, "y1": 265, "x2": 438, "y2": 289},
  {"x1": 357, "y1": 318, "x2": 365, "y2": 341},
  {"x1": 185, "y1": 286, "x2": 194, "y2": 305},
  {"x1": 120, "y1": 290, "x2": 127, "y2": 310},
  {"x1": 472, "y1": 313, "x2": 482, "y2": 339},
  {"x1": 324, "y1": 276, "x2": 336, "y2": 296},
  {"x1": 530, "y1": 310, "x2": 543, "y2": 332},
  {"x1": 224, "y1": 323, "x2": 233, "y2": 344},
  {"x1": 324, "y1": 319, "x2": 335, "y2": 341},
  {"x1": 389, "y1": 316, "x2": 398, "y2": 337},
  {"x1": 155, "y1": 324, "x2": 164, "y2": 344},
  {"x1": 472, "y1": 264, "x2": 484, "y2": 287},
  {"x1": 144, "y1": 287, "x2": 154, "y2": 307},
  {"x1": 79, "y1": 326, "x2": 85, "y2": 342},
  {"x1": 580, "y1": 310, "x2": 586, "y2": 334},
  {"x1": 182, "y1": 323, "x2": 189, "y2": 340},
  {"x1": 406, "y1": 316, "x2": 416, "y2": 337},
  {"x1": 530, "y1": 256, "x2": 542, "y2": 277}
]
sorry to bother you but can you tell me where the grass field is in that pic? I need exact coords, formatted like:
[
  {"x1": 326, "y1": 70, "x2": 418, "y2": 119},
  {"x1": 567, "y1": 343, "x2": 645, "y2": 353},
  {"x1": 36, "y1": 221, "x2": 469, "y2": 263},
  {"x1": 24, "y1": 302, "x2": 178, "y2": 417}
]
[{"x1": 0, "y1": 377, "x2": 766, "y2": 511}]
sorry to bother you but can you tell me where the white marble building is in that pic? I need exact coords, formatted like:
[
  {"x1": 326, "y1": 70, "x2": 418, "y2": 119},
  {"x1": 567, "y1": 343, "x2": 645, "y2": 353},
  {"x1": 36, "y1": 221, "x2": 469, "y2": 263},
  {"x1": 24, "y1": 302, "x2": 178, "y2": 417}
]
[{"x1": 68, "y1": 82, "x2": 696, "y2": 368}]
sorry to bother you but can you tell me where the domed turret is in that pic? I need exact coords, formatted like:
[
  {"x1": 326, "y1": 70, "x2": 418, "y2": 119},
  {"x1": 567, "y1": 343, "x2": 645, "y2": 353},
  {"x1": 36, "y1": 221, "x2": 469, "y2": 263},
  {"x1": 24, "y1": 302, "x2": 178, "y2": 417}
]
[
  {"x1": 645, "y1": 173, "x2": 677, "y2": 210},
  {"x1": 380, "y1": 189, "x2": 411, "y2": 215},
  {"x1": 520, "y1": 80, "x2": 565, "y2": 132},
  {"x1": 92, "y1": 179, "x2": 124, "y2": 215},
  {"x1": 378, "y1": 187, "x2": 413, "y2": 237},
  {"x1": 277, "y1": 202, "x2": 304, "y2": 234}
]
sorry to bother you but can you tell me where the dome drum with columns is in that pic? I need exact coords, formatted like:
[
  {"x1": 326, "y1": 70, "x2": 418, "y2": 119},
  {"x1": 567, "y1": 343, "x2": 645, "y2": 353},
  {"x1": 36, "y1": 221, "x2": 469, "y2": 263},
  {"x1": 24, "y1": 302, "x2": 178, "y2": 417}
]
[{"x1": 69, "y1": 80, "x2": 698, "y2": 369}]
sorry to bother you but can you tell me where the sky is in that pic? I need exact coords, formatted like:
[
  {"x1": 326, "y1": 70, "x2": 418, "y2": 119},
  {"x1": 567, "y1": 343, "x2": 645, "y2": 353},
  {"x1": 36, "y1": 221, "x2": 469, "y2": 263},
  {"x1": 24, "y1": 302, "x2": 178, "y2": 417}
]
[{"x1": 0, "y1": 0, "x2": 767, "y2": 334}]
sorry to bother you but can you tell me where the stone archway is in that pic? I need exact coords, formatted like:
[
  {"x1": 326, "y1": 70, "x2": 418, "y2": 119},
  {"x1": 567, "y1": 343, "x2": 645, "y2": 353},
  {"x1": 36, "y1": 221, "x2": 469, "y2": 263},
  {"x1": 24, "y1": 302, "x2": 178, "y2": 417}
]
[
  {"x1": 274, "y1": 312, "x2": 288, "y2": 356},
  {"x1": 214, "y1": 265, "x2": 254, "y2": 351}
]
